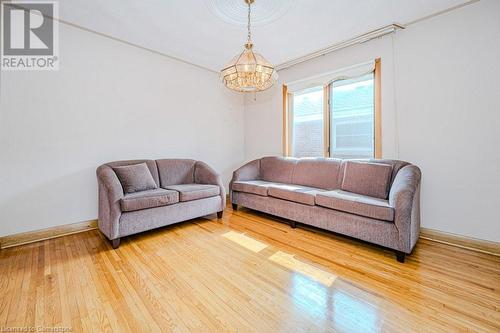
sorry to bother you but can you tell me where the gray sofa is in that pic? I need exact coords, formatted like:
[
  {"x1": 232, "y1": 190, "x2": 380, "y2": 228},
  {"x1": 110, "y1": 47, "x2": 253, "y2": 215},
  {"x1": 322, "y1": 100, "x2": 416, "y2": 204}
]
[
  {"x1": 97, "y1": 159, "x2": 225, "y2": 248},
  {"x1": 230, "y1": 157, "x2": 421, "y2": 262}
]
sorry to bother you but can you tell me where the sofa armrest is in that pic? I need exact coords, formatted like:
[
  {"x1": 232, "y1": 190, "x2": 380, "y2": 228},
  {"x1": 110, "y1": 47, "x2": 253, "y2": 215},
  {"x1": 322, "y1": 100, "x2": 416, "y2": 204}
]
[
  {"x1": 232, "y1": 159, "x2": 261, "y2": 182},
  {"x1": 229, "y1": 159, "x2": 261, "y2": 202},
  {"x1": 389, "y1": 165, "x2": 422, "y2": 253},
  {"x1": 96, "y1": 165, "x2": 124, "y2": 240},
  {"x1": 194, "y1": 161, "x2": 226, "y2": 211}
]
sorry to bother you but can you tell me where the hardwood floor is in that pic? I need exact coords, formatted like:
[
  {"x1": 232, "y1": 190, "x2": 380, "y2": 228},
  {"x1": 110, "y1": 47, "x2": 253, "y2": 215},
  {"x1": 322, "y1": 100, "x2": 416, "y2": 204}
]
[{"x1": 1, "y1": 206, "x2": 499, "y2": 332}]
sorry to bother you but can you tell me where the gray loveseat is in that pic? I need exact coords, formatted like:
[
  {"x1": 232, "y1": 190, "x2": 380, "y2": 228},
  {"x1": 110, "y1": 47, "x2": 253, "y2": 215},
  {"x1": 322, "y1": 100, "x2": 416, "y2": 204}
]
[
  {"x1": 230, "y1": 157, "x2": 421, "y2": 262},
  {"x1": 97, "y1": 159, "x2": 225, "y2": 248}
]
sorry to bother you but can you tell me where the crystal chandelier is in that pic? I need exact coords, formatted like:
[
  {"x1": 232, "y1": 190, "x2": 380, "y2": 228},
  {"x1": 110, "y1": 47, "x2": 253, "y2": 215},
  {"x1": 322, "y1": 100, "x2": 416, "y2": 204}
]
[{"x1": 220, "y1": 0, "x2": 278, "y2": 92}]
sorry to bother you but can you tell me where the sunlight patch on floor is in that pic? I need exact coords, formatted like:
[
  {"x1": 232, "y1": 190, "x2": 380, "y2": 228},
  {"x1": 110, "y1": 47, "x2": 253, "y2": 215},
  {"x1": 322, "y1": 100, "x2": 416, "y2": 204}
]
[
  {"x1": 269, "y1": 251, "x2": 337, "y2": 287},
  {"x1": 221, "y1": 231, "x2": 268, "y2": 253}
]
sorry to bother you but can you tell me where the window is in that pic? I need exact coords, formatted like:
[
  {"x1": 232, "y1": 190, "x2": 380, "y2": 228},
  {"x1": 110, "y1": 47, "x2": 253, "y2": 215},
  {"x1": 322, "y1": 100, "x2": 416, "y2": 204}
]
[
  {"x1": 291, "y1": 86, "x2": 324, "y2": 158},
  {"x1": 283, "y1": 59, "x2": 381, "y2": 159},
  {"x1": 330, "y1": 73, "x2": 374, "y2": 159}
]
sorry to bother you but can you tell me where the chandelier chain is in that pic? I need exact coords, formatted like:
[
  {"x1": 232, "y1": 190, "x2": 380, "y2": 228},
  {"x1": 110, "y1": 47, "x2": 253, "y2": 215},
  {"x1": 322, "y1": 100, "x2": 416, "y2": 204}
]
[{"x1": 247, "y1": 1, "x2": 251, "y2": 43}]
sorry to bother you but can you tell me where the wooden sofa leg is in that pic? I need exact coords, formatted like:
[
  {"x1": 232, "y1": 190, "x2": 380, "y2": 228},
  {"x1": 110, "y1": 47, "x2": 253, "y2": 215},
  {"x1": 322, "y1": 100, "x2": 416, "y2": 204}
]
[
  {"x1": 111, "y1": 238, "x2": 120, "y2": 249},
  {"x1": 290, "y1": 221, "x2": 297, "y2": 229},
  {"x1": 232, "y1": 203, "x2": 237, "y2": 211},
  {"x1": 395, "y1": 251, "x2": 405, "y2": 263},
  {"x1": 217, "y1": 211, "x2": 223, "y2": 219}
]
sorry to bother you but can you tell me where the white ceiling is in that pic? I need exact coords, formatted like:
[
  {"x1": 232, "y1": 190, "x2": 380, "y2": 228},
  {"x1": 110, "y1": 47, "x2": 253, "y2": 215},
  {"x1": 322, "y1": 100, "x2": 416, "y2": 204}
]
[{"x1": 59, "y1": 0, "x2": 470, "y2": 72}]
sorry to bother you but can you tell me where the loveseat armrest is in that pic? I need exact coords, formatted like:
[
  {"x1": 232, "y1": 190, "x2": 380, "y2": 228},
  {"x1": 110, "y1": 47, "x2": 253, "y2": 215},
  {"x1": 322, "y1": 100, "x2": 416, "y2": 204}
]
[
  {"x1": 96, "y1": 165, "x2": 124, "y2": 240},
  {"x1": 194, "y1": 161, "x2": 226, "y2": 211},
  {"x1": 389, "y1": 165, "x2": 422, "y2": 253}
]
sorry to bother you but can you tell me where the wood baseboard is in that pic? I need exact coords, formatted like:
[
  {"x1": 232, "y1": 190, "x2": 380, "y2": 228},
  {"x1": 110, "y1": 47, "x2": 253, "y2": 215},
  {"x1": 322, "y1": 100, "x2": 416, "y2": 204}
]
[
  {"x1": 1, "y1": 216, "x2": 498, "y2": 258},
  {"x1": 0, "y1": 219, "x2": 98, "y2": 249},
  {"x1": 420, "y1": 228, "x2": 500, "y2": 257}
]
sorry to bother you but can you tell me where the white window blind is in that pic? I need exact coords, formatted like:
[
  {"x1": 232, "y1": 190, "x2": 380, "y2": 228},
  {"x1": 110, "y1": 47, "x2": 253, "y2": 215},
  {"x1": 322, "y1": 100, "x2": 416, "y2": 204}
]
[{"x1": 286, "y1": 60, "x2": 375, "y2": 93}]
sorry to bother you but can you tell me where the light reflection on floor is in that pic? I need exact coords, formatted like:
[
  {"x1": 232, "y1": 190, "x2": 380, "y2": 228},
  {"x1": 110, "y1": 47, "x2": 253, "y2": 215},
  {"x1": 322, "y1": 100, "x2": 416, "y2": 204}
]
[
  {"x1": 332, "y1": 289, "x2": 378, "y2": 333},
  {"x1": 279, "y1": 253, "x2": 379, "y2": 332},
  {"x1": 291, "y1": 273, "x2": 330, "y2": 317},
  {"x1": 287, "y1": 266, "x2": 379, "y2": 332},
  {"x1": 221, "y1": 231, "x2": 268, "y2": 252},
  {"x1": 222, "y1": 231, "x2": 380, "y2": 332}
]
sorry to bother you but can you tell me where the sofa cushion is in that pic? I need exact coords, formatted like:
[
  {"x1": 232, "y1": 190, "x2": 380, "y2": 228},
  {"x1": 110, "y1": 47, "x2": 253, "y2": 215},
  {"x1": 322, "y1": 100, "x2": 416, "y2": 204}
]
[
  {"x1": 268, "y1": 184, "x2": 325, "y2": 206},
  {"x1": 260, "y1": 157, "x2": 297, "y2": 183},
  {"x1": 316, "y1": 190, "x2": 394, "y2": 221},
  {"x1": 120, "y1": 189, "x2": 179, "y2": 212},
  {"x1": 232, "y1": 180, "x2": 269, "y2": 196},
  {"x1": 232, "y1": 180, "x2": 293, "y2": 197},
  {"x1": 112, "y1": 163, "x2": 158, "y2": 194},
  {"x1": 292, "y1": 158, "x2": 342, "y2": 190},
  {"x1": 156, "y1": 159, "x2": 196, "y2": 187},
  {"x1": 341, "y1": 161, "x2": 393, "y2": 199},
  {"x1": 165, "y1": 184, "x2": 220, "y2": 202}
]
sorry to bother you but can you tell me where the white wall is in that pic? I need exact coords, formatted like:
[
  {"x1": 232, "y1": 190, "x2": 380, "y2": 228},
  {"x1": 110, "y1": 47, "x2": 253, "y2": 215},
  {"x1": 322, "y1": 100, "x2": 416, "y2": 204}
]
[
  {"x1": 244, "y1": 0, "x2": 500, "y2": 242},
  {"x1": 0, "y1": 22, "x2": 245, "y2": 236}
]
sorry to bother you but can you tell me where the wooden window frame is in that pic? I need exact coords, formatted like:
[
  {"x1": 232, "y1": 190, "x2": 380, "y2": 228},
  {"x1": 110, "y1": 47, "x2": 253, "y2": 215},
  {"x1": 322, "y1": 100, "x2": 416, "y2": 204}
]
[
  {"x1": 282, "y1": 58, "x2": 382, "y2": 158},
  {"x1": 282, "y1": 85, "x2": 293, "y2": 156},
  {"x1": 323, "y1": 85, "x2": 330, "y2": 157},
  {"x1": 282, "y1": 85, "x2": 288, "y2": 156},
  {"x1": 374, "y1": 58, "x2": 382, "y2": 159}
]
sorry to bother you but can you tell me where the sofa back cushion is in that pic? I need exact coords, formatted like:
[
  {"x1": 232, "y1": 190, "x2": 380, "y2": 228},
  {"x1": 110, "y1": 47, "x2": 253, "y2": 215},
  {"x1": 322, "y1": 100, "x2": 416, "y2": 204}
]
[
  {"x1": 341, "y1": 161, "x2": 393, "y2": 199},
  {"x1": 106, "y1": 160, "x2": 160, "y2": 188},
  {"x1": 260, "y1": 157, "x2": 297, "y2": 183},
  {"x1": 156, "y1": 159, "x2": 196, "y2": 187},
  {"x1": 369, "y1": 159, "x2": 410, "y2": 186},
  {"x1": 291, "y1": 158, "x2": 342, "y2": 190}
]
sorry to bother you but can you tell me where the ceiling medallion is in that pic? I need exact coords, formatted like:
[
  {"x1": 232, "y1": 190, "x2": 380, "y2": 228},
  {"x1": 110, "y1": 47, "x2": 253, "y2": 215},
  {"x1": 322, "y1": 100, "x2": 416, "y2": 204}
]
[
  {"x1": 220, "y1": 0, "x2": 278, "y2": 93},
  {"x1": 206, "y1": 0, "x2": 291, "y2": 27}
]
